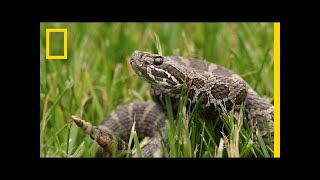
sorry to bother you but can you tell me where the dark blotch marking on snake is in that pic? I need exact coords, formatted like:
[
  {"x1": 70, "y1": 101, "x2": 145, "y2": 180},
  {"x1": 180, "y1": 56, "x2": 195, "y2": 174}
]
[
  {"x1": 235, "y1": 89, "x2": 247, "y2": 105},
  {"x1": 191, "y1": 78, "x2": 205, "y2": 88},
  {"x1": 198, "y1": 91, "x2": 208, "y2": 104},
  {"x1": 211, "y1": 84, "x2": 230, "y2": 100},
  {"x1": 224, "y1": 100, "x2": 234, "y2": 110}
]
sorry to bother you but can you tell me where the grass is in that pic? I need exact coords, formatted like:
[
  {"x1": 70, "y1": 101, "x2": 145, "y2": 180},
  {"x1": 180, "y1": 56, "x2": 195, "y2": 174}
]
[{"x1": 40, "y1": 23, "x2": 274, "y2": 158}]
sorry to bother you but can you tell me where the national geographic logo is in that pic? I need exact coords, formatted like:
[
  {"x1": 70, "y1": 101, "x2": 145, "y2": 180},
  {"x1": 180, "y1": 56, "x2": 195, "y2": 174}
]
[{"x1": 46, "y1": 28, "x2": 68, "y2": 60}]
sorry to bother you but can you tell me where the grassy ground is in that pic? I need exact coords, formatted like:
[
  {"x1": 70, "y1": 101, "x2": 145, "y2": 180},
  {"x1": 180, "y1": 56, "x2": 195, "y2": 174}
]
[{"x1": 40, "y1": 23, "x2": 274, "y2": 158}]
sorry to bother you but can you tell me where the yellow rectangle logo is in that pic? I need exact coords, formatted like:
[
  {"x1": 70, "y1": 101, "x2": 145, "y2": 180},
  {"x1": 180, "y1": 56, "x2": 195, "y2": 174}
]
[{"x1": 46, "y1": 28, "x2": 67, "y2": 59}]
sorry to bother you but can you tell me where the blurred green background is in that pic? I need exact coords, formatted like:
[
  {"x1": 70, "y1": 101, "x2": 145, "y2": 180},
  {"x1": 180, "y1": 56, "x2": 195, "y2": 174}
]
[{"x1": 40, "y1": 23, "x2": 274, "y2": 157}]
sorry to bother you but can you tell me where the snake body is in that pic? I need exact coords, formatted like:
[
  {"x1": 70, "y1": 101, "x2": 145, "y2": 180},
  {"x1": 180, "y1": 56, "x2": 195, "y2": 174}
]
[{"x1": 72, "y1": 50, "x2": 274, "y2": 157}]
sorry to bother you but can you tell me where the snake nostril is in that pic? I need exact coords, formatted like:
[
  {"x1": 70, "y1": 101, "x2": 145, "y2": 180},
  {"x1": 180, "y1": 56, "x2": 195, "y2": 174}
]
[{"x1": 133, "y1": 52, "x2": 143, "y2": 60}]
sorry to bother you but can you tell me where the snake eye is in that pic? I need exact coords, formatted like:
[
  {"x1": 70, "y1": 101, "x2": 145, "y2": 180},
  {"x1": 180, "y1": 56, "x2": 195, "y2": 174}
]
[{"x1": 154, "y1": 57, "x2": 163, "y2": 65}]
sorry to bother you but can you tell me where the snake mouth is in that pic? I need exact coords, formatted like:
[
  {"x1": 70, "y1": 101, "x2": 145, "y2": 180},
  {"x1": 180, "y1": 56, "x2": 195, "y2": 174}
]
[
  {"x1": 130, "y1": 51, "x2": 144, "y2": 71},
  {"x1": 130, "y1": 57, "x2": 142, "y2": 74}
]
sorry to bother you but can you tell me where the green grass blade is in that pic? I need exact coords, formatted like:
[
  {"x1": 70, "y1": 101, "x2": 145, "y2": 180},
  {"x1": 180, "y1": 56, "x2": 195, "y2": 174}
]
[
  {"x1": 216, "y1": 138, "x2": 224, "y2": 157},
  {"x1": 133, "y1": 132, "x2": 142, "y2": 157},
  {"x1": 153, "y1": 33, "x2": 162, "y2": 55},
  {"x1": 264, "y1": 116, "x2": 273, "y2": 148},
  {"x1": 112, "y1": 134, "x2": 119, "y2": 157},
  {"x1": 166, "y1": 121, "x2": 177, "y2": 157},
  {"x1": 256, "y1": 130, "x2": 270, "y2": 158},
  {"x1": 45, "y1": 80, "x2": 73, "y2": 121}
]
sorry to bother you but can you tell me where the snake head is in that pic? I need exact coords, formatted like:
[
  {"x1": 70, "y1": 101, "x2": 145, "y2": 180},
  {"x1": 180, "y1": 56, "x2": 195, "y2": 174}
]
[{"x1": 130, "y1": 50, "x2": 184, "y2": 94}]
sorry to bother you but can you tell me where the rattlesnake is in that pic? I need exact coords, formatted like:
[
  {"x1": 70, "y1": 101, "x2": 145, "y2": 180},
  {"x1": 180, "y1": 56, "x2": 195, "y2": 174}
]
[{"x1": 71, "y1": 50, "x2": 274, "y2": 157}]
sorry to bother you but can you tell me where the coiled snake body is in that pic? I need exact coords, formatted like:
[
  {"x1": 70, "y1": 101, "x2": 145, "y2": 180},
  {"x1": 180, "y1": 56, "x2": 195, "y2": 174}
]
[{"x1": 72, "y1": 50, "x2": 274, "y2": 157}]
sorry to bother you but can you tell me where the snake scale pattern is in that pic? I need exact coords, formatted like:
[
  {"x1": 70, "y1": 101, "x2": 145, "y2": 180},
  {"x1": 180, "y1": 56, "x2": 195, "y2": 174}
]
[{"x1": 72, "y1": 50, "x2": 274, "y2": 157}]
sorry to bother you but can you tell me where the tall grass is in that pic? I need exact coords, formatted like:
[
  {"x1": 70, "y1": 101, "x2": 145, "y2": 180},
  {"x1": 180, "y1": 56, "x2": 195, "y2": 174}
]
[{"x1": 40, "y1": 23, "x2": 274, "y2": 157}]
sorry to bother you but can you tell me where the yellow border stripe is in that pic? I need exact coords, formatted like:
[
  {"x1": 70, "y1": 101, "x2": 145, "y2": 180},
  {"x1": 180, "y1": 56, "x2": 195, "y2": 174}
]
[
  {"x1": 46, "y1": 29, "x2": 50, "y2": 59},
  {"x1": 274, "y1": 22, "x2": 280, "y2": 157},
  {"x1": 64, "y1": 29, "x2": 68, "y2": 58}
]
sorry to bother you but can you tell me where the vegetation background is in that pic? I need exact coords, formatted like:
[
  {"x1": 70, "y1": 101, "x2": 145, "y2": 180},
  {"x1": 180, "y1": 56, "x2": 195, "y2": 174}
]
[{"x1": 40, "y1": 23, "x2": 274, "y2": 157}]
